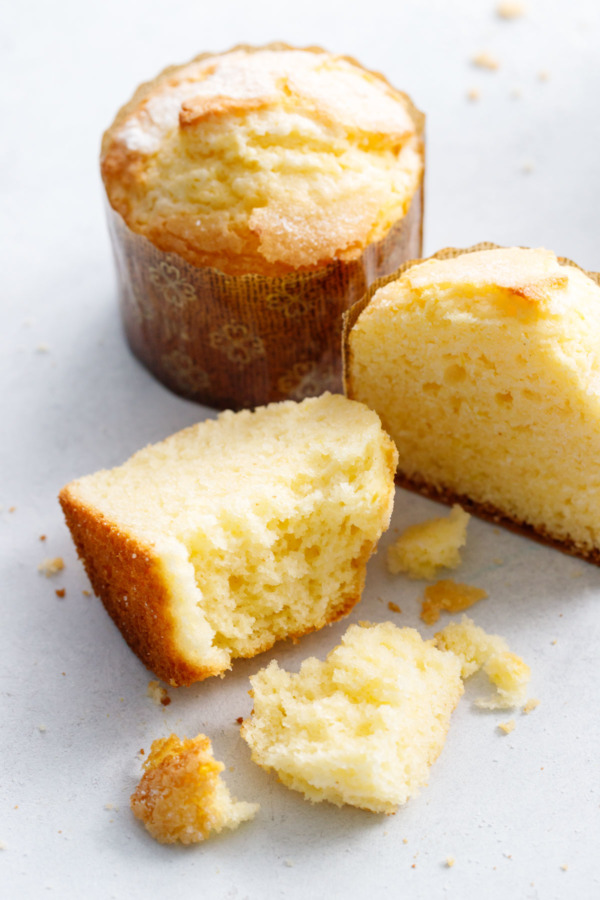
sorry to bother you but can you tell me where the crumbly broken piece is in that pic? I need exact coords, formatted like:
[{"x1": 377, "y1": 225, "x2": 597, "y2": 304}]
[
  {"x1": 472, "y1": 52, "x2": 500, "y2": 70},
  {"x1": 38, "y1": 557, "x2": 65, "y2": 577},
  {"x1": 241, "y1": 622, "x2": 463, "y2": 813},
  {"x1": 147, "y1": 680, "x2": 170, "y2": 707},
  {"x1": 130, "y1": 733, "x2": 258, "y2": 844},
  {"x1": 467, "y1": 87, "x2": 481, "y2": 102},
  {"x1": 522, "y1": 698, "x2": 540, "y2": 714},
  {"x1": 387, "y1": 505, "x2": 470, "y2": 580},
  {"x1": 496, "y1": 1, "x2": 525, "y2": 19},
  {"x1": 420, "y1": 579, "x2": 487, "y2": 625},
  {"x1": 498, "y1": 719, "x2": 515, "y2": 734},
  {"x1": 435, "y1": 616, "x2": 530, "y2": 708}
]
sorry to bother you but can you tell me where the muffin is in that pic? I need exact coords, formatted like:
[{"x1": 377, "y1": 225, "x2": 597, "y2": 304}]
[
  {"x1": 101, "y1": 43, "x2": 424, "y2": 409},
  {"x1": 344, "y1": 244, "x2": 600, "y2": 564},
  {"x1": 59, "y1": 394, "x2": 398, "y2": 686}
]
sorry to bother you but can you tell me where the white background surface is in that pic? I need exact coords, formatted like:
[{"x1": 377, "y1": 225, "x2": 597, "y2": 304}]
[{"x1": 2, "y1": 1, "x2": 600, "y2": 897}]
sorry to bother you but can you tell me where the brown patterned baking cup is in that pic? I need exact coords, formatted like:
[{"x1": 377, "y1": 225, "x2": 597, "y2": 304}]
[
  {"x1": 107, "y1": 185, "x2": 423, "y2": 411},
  {"x1": 343, "y1": 242, "x2": 600, "y2": 566}
]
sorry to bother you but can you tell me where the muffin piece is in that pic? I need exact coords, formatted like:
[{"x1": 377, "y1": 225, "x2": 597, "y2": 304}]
[
  {"x1": 387, "y1": 504, "x2": 470, "y2": 579},
  {"x1": 59, "y1": 394, "x2": 397, "y2": 686},
  {"x1": 435, "y1": 615, "x2": 530, "y2": 708},
  {"x1": 100, "y1": 44, "x2": 424, "y2": 409},
  {"x1": 102, "y1": 44, "x2": 424, "y2": 276},
  {"x1": 130, "y1": 733, "x2": 258, "y2": 844},
  {"x1": 241, "y1": 622, "x2": 463, "y2": 813},
  {"x1": 346, "y1": 246, "x2": 600, "y2": 563}
]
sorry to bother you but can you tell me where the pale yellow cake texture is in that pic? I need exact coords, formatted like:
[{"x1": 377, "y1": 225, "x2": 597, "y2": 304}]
[
  {"x1": 240, "y1": 622, "x2": 464, "y2": 813},
  {"x1": 348, "y1": 247, "x2": 600, "y2": 559},
  {"x1": 101, "y1": 45, "x2": 424, "y2": 274},
  {"x1": 387, "y1": 504, "x2": 470, "y2": 579},
  {"x1": 59, "y1": 394, "x2": 398, "y2": 685},
  {"x1": 435, "y1": 615, "x2": 530, "y2": 708},
  {"x1": 130, "y1": 733, "x2": 258, "y2": 844}
]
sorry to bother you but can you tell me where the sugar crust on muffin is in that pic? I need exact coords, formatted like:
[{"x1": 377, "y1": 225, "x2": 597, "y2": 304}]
[{"x1": 101, "y1": 44, "x2": 424, "y2": 275}]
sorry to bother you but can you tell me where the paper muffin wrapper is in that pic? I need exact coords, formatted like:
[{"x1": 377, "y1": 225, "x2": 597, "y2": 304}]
[
  {"x1": 107, "y1": 184, "x2": 423, "y2": 411},
  {"x1": 343, "y1": 241, "x2": 600, "y2": 566}
]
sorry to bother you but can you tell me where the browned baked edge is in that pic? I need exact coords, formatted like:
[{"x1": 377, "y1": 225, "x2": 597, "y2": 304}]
[
  {"x1": 59, "y1": 486, "x2": 220, "y2": 687},
  {"x1": 59, "y1": 491, "x2": 379, "y2": 686},
  {"x1": 394, "y1": 472, "x2": 600, "y2": 567}
]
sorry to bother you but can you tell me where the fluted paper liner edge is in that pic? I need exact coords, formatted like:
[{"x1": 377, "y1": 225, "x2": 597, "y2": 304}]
[{"x1": 343, "y1": 242, "x2": 600, "y2": 567}]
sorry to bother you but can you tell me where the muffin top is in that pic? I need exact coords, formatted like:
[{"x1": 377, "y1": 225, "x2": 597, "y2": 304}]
[{"x1": 101, "y1": 44, "x2": 424, "y2": 275}]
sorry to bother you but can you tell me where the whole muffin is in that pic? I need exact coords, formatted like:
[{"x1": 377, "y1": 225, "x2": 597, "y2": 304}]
[{"x1": 101, "y1": 44, "x2": 424, "y2": 408}]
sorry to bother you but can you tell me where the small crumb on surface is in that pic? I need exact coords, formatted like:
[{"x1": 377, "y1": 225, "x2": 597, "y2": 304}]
[
  {"x1": 497, "y1": 1, "x2": 525, "y2": 18},
  {"x1": 284, "y1": 860, "x2": 294, "y2": 868},
  {"x1": 522, "y1": 162, "x2": 535, "y2": 174},
  {"x1": 493, "y1": 558, "x2": 504, "y2": 565},
  {"x1": 147, "y1": 680, "x2": 170, "y2": 707},
  {"x1": 560, "y1": 864, "x2": 568, "y2": 871},
  {"x1": 472, "y1": 51, "x2": 500, "y2": 70},
  {"x1": 83, "y1": 590, "x2": 91, "y2": 597},
  {"x1": 38, "y1": 725, "x2": 47, "y2": 733},
  {"x1": 104, "y1": 803, "x2": 114, "y2": 811},
  {"x1": 498, "y1": 719, "x2": 516, "y2": 734},
  {"x1": 421, "y1": 579, "x2": 487, "y2": 626},
  {"x1": 522, "y1": 698, "x2": 540, "y2": 714},
  {"x1": 509, "y1": 87, "x2": 522, "y2": 99},
  {"x1": 39, "y1": 535, "x2": 46, "y2": 541},
  {"x1": 467, "y1": 87, "x2": 480, "y2": 101},
  {"x1": 0, "y1": 841, "x2": 6, "y2": 850},
  {"x1": 387, "y1": 505, "x2": 470, "y2": 580},
  {"x1": 38, "y1": 557, "x2": 64, "y2": 577},
  {"x1": 446, "y1": 855, "x2": 455, "y2": 868},
  {"x1": 139, "y1": 749, "x2": 145, "y2": 756},
  {"x1": 403, "y1": 838, "x2": 408, "y2": 844},
  {"x1": 236, "y1": 717, "x2": 244, "y2": 725},
  {"x1": 551, "y1": 639, "x2": 557, "y2": 645},
  {"x1": 388, "y1": 601, "x2": 401, "y2": 613},
  {"x1": 538, "y1": 70, "x2": 550, "y2": 81},
  {"x1": 55, "y1": 588, "x2": 66, "y2": 598},
  {"x1": 36, "y1": 343, "x2": 50, "y2": 353}
]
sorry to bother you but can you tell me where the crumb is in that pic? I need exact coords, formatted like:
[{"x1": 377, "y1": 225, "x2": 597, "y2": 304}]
[
  {"x1": 421, "y1": 579, "x2": 487, "y2": 626},
  {"x1": 551, "y1": 639, "x2": 557, "y2": 645},
  {"x1": 435, "y1": 616, "x2": 530, "y2": 708},
  {"x1": 139, "y1": 749, "x2": 145, "y2": 755},
  {"x1": 467, "y1": 87, "x2": 480, "y2": 102},
  {"x1": 522, "y1": 162, "x2": 535, "y2": 174},
  {"x1": 472, "y1": 51, "x2": 500, "y2": 71},
  {"x1": 538, "y1": 70, "x2": 550, "y2": 81},
  {"x1": 236, "y1": 717, "x2": 244, "y2": 725},
  {"x1": 82, "y1": 589, "x2": 91, "y2": 597},
  {"x1": 39, "y1": 535, "x2": 46, "y2": 541},
  {"x1": 403, "y1": 838, "x2": 408, "y2": 844},
  {"x1": 498, "y1": 719, "x2": 515, "y2": 734},
  {"x1": 130, "y1": 733, "x2": 258, "y2": 844},
  {"x1": 493, "y1": 558, "x2": 504, "y2": 565},
  {"x1": 411, "y1": 863, "x2": 416, "y2": 869},
  {"x1": 509, "y1": 88, "x2": 522, "y2": 100},
  {"x1": 497, "y1": 1, "x2": 525, "y2": 18},
  {"x1": 55, "y1": 588, "x2": 66, "y2": 598},
  {"x1": 284, "y1": 860, "x2": 294, "y2": 868},
  {"x1": 0, "y1": 841, "x2": 5, "y2": 850},
  {"x1": 387, "y1": 505, "x2": 470, "y2": 580},
  {"x1": 388, "y1": 601, "x2": 402, "y2": 613},
  {"x1": 36, "y1": 343, "x2": 50, "y2": 353},
  {"x1": 522, "y1": 698, "x2": 540, "y2": 714},
  {"x1": 38, "y1": 725, "x2": 47, "y2": 733},
  {"x1": 147, "y1": 680, "x2": 170, "y2": 707},
  {"x1": 560, "y1": 864, "x2": 568, "y2": 871},
  {"x1": 446, "y1": 855, "x2": 455, "y2": 868},
  {"x1": 38, "y1": 557, "x2": 65, "y2": 577},
  {"x1": 9, "y1": 506, "x2": 16, "y2": 513},
  {"x1": 104, "y1": 803, "x2": 114, "y2": 811}
]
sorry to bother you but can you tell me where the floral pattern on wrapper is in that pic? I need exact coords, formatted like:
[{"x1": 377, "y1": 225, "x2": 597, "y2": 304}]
[
  {"x1": 209, "y1": 323, "x2": 266, "y2": 366},
  {"x1": 149, "y1": 262, "x2": 196, "y2": 308},
  {"x1": 161, "y1": 349, "x2": 211, "y2": 396}
]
